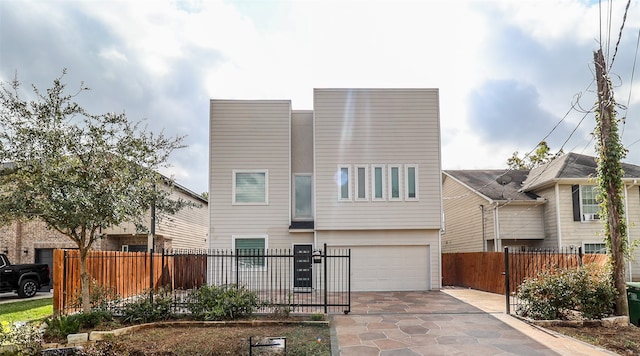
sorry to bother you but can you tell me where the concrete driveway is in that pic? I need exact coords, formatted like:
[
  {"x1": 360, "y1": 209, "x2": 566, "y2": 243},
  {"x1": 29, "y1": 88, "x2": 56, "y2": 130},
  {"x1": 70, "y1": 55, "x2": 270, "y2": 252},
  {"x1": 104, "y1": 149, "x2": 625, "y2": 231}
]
[{"x1": 331, "y1": 289, "x2": 614, "y2": 356}]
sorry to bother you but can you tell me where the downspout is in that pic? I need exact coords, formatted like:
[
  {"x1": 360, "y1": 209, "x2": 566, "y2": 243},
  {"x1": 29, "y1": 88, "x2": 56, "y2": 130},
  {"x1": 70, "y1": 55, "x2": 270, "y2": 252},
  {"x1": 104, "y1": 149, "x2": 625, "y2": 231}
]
[
  {"x1": 555, "y1": 183, "x2": 563, "y2": 249},
  {"x1": 480, "y1": 204, "x2": 486, "y2": 252},
  {"x1": 493, "y1": 202, "x2": 500, "y2": 251},
  {"x1": 624, "y1": 180, "x2": 637, "y2": 282}
]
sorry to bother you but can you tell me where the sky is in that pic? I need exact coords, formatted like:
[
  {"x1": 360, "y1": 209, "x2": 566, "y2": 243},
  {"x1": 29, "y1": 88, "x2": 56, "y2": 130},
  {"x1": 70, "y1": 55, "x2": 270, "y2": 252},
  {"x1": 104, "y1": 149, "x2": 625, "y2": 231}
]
[{"x1": 2, "y1": 0, "x2": 640, "y2": 195}]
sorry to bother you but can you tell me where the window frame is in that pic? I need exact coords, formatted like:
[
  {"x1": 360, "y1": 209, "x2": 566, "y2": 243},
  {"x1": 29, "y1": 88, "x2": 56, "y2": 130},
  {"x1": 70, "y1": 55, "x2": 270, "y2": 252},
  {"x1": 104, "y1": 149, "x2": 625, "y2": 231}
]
[
  {"x1": 371, "y1": 164, "x2": 386, "y2": 201},
  {"x1": 579, "y1": 185, "x2": 600, "y2": 221},
  {"x1": 583, "y1": 242, "x2": 607, "y2": 254},
  {"x1": 232, "y1": 169, "x2": 269, "y2": 205},
  {"x1": 293, "y1": 173, "x2": 313, "y2": 220},
  {"x1": 388, "y1": 164, "x2": 403, "y2": 201},
  {"x1": 404, "y1": 164, "x2": 419, "y2": 201},
  {"x1": 354, "y1": 165, "x2": 369, "y2": 201},
  {"x1": 337, "y1": 165, "x2": 352, "y2": 201},
  {"x1": 232, "y1": 235, "x2": 268, "y2": 271}
]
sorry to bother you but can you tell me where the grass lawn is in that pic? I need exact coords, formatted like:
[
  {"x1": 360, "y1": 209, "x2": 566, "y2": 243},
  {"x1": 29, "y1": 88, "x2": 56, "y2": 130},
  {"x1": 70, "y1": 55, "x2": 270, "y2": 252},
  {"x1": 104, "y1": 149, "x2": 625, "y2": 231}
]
[{"x1": 0, "y1": 298, "x2": 53, "y2": 323}]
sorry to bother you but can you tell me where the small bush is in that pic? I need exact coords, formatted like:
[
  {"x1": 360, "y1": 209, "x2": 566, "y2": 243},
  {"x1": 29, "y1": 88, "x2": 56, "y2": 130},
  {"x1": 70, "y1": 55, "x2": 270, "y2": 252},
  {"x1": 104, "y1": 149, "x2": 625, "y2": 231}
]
[
  {"x1": 43, "y1": 315, "x2": 81, "y2": 340},
  {"x1": 516, "y1": 263, "x2": 616, "y2": 320},
  {"x1": 70, "y1": 279, "x2": 122, "y2": 312},
  {"x1": 1, "y1": 321, "x2": 43, "y2": 355},
  {"x1": 186, "y1": 284, "x2": 262, "y2": 320},
  {"x1": 120, "y1": 290, "x2": 174, "y2": 324}
]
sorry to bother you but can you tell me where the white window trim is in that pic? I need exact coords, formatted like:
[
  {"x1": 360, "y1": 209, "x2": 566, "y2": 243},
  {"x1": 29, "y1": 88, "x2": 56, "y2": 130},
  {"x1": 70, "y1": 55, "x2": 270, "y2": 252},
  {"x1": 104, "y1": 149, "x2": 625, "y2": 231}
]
[
  {"x1": 405, "y1": 164, "x2": 419, "y2": 201},
  {"x1": 371, "y1": 164, "x2": 386, "y2": 201},
  {"x1": 232, "y1": 235, "x2": 268, "y2": 271},
  {"x1": 232, "y1": 169, "x2": 269, "y2": 205},
  {"x1": 354, "y1": 165, "x2": 369, "y2": 201},
  {"x1": 579, "y1": 185, "x2": 600, "y2": 221},
  {"x1": 583, "y1": 242, "x2": 607, "y2": 254},
  {"x1": 293, "y1": 173, "x2": 313, "y2": 220},
  {"x1": 337, "y1": 165, "x2": 352, "y2": 201},
  {"x1": 388, "y1": 164, "x2": 403, "y2": 201}
]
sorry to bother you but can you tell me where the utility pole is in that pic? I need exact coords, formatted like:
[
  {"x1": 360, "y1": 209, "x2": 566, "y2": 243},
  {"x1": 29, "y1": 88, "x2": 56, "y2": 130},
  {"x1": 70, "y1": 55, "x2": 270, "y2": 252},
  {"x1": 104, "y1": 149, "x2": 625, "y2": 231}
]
[{"x1": 593, "y1": 48, "x2": 629, "y2": 317}]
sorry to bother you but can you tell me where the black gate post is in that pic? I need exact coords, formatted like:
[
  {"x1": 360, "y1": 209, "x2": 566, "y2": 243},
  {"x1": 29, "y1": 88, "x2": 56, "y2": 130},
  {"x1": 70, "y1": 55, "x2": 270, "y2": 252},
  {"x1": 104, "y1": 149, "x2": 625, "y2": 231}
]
[
  {"x1": 323, "y1": 243, "x2": 328, "y2": 314},
  {"x1": 504, "y1": 247, "x2": 510, "y2": 315}
]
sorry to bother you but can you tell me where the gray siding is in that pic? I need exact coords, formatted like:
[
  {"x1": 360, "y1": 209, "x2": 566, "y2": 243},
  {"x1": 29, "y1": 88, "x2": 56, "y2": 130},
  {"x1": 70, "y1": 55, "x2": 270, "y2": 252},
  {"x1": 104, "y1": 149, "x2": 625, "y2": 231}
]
[
  {"x1": 442, "y1": 174, "x2": 492, "y2": 252},
  {"x1": 314, "y1": 89, "x2": 441, "y2": 230},
  {"x1": 209, "y1": 100, "x2": 292, "y2": 249},
  {"x1": 291, "y1": 111, "x2": 313, "y2": 174},
  {"x1": 497, "y1": 204, "x2": 545, "y2": 241}
]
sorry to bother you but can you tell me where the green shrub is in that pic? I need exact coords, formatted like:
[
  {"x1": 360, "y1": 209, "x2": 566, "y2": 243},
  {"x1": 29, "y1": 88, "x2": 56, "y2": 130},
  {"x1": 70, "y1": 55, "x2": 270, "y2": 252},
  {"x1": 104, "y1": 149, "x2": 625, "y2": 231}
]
[
  {"x1": 71, "y1": 279, "x2": 122, "y2": 312},
  {"x1": 43, "y1": 315, "x2": 81, "y2": 340},
  {"x1": 0, "y1": 321, "x2": 43, "y2": 356},
  {"x1": 516, "y1": 263, "x2": 616, "y2": 320},
  {"x1": 186, "y1": 284, "x2": 262, "y2": 320},
  {"x1": 120, "y1": 290, "x2": 174, "y2": 324}
]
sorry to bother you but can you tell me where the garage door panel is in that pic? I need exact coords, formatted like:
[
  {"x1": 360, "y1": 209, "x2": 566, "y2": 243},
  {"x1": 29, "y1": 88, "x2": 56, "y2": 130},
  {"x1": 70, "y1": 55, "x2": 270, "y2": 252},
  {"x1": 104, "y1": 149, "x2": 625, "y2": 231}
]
[{"x1": 346, "y1": 245, "x2": 430, "y2": 291}]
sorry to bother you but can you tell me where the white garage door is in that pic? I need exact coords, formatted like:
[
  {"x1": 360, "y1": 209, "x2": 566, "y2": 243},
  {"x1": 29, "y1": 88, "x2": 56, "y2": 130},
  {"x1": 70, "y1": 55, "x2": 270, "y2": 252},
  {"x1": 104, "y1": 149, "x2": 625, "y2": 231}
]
[{"x1": 346, "y1": 245, "x2": 430, "y2": 291}]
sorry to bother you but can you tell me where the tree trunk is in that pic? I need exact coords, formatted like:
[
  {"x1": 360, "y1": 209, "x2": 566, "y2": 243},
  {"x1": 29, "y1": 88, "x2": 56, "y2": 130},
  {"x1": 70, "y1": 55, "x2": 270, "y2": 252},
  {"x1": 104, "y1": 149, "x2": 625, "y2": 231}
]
[{"x1": 79, "y1": 248, "x2": 91, "y2": 313}]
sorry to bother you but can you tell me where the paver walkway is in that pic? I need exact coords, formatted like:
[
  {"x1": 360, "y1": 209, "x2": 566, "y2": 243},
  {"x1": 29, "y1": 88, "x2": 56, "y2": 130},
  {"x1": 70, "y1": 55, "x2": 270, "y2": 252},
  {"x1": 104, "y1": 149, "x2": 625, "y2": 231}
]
[{"x1": 331, "y1": 289, "x2": 614, "y2": 356}]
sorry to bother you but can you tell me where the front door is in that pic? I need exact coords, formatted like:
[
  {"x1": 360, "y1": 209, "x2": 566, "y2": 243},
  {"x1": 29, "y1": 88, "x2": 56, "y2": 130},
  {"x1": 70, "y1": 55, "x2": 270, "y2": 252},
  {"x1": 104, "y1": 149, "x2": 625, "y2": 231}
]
[{"x1": 293, "y1": 244, "x2": 313, "y2": 289}]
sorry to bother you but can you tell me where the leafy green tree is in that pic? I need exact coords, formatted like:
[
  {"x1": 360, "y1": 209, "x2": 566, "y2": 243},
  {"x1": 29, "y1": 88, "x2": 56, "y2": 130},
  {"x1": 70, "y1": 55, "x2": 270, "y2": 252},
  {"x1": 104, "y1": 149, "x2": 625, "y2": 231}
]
[
  {"x1": 507, "y1": 141, "x2": 563, "y2": 169},
  {"x1": 0, "y1": 70, "x2": 188, "y2": 312}
]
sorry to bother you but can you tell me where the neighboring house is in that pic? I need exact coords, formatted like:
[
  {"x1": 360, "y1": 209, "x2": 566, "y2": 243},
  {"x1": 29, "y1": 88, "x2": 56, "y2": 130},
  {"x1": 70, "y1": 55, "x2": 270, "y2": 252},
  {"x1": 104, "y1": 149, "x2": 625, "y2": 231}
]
[
  {"x1": 0, "y1": 181, "x2": 208, "y2": 282},
  {"x1": 209, "y1": 88, "x2": 443, "y2": 291},
  {"x1": 442, "y1": 152, "x2": 640, "y2": 281}
]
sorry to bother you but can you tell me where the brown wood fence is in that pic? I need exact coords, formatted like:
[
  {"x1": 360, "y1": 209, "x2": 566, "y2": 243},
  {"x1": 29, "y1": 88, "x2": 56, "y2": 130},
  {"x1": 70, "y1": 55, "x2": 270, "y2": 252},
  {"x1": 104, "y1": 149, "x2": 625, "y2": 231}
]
[
  {"x1": 53, "y1": 249, "x2": 207, "y2": 314},
  {"x1": 442, "y1": 251, "x2": 609, "y2": 295}
]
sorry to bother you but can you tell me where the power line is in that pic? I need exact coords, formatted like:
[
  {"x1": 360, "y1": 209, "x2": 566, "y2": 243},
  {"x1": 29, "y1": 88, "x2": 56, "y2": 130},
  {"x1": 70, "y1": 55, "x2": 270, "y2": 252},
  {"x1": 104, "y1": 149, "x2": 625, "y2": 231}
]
[{"x1": 609, "y1": 0, "x2": 632, "y2": 71}]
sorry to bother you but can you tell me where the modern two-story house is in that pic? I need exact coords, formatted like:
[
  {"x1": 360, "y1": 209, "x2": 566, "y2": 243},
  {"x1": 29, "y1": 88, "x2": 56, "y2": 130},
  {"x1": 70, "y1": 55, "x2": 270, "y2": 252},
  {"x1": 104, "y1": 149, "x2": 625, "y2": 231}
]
[
  {"x1": 442, "y1": 152, "x2": 640, "y2": 281},
  {"x1": 209, "y1": 88, "x2": 443, "y2": 291}
]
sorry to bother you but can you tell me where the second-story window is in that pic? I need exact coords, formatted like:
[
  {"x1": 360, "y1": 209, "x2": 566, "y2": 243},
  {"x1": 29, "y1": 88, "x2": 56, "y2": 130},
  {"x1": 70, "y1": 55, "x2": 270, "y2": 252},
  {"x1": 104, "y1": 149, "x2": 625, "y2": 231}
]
[
  {"x1": 388, "y1": 165, "x2": 402, "y2": 201},
  {"x1": 233, "y1": 170, "x2": 268, "y2": 205},
  {"x1": 580, "y1": 185, "x2": 600, "y2": 221},
  {"x1": 338, "y1": 165, "x2": 351, "y2": 201},
  {"x1": 371, "y1": 164, "x2": 386, "y2": 201},
  {"x1": 355, "y1": 165, "x2": 368, "y2": 201},
  {"x1": 294, "y1": 174, "x2": 313, "y2": 219},
  {"x1": 405, "y1": 164, "x2": 419, "y2": 200}
]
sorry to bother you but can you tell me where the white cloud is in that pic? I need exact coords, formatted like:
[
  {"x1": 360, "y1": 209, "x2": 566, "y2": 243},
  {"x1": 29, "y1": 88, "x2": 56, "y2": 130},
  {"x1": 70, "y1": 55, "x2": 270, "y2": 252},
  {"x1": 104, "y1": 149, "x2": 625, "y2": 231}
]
[{"x1": 2, "y1": 0, "x2": 640, "y2": 193}]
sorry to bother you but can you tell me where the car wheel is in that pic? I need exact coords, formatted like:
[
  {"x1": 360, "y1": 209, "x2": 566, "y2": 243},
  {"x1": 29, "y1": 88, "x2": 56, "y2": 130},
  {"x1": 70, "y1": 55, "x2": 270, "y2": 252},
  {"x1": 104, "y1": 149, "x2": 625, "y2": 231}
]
[{"x1": 17, "y1": 279, "x2": 38, "y2": 298}]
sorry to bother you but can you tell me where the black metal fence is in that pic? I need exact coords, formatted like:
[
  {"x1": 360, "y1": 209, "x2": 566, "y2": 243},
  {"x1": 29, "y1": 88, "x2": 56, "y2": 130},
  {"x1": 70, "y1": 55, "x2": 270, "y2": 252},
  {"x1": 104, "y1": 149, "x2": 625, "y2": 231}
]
[
  {"x1": 504, "y1": 246, "x2": 608, "y2": 315},
  {"x1": 56, "y1": 244, "x2": 351, "y2": 315}
]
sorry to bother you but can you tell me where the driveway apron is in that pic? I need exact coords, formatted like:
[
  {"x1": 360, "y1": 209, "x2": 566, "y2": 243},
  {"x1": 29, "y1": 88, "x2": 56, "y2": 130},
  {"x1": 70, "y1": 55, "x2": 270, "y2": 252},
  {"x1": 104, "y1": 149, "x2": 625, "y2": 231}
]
[{"x1": 332, "y1": 291, "x2": 556, "y2": 356}]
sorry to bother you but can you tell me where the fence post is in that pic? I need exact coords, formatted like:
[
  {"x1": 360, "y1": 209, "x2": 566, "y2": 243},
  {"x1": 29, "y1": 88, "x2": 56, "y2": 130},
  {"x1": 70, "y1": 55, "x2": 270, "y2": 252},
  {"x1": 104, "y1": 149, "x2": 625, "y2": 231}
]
[
  {"x1": 235, "y1": 249, "x2": 239, "y2": 286},
  {"x1": 578, "y1": 246, "x2": 583, "y2": 267},
  {"x1": 504, "y1": 247, "x2": 510, "y2": 315},
  {"x1": 323, "y1": 243, "x2": 328, "y2": 314}
]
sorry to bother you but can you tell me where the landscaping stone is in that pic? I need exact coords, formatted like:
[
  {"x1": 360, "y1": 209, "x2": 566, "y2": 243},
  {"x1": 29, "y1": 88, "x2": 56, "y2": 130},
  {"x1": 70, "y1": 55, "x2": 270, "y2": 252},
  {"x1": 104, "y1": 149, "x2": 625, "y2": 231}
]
[
  {"x1": 602, "y1": 316, "x2": 629, "y2": 328},
  {"x1": 66, "y1": 333, "x2": 88, "y2": 344}
]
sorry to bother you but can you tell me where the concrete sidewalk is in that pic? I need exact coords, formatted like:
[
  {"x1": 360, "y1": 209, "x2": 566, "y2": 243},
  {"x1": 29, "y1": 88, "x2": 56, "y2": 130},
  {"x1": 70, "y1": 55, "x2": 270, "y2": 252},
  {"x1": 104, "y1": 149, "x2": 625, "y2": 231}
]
[
  {"x1": 332, "y1": 289, "x2": 615, "y2": 355},
  {"x1": 442, "y1": 288, "x2": 615, "y2": 356}
]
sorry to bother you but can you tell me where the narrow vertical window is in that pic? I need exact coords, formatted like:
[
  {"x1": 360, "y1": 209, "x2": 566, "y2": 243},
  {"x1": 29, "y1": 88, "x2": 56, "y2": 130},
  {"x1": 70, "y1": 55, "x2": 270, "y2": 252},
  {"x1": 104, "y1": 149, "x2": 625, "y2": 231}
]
[
  {"x1": 371, "y1": 165, "x2": 385, "y2": 201},
  {"x1": 338, "y1": 165, "x2": 351, "y2": 201},
  {"x1": 388, "y1": 164, "x2": 402, "y2": 201},
  {"x1": 294, "y1": 174, "x2": 312, "y2": 219},
  {"x1": 405, "y1": 164, "x2": 419, "y2": 200},
  {"x1": 355, "y1": 165, "x2": 368, "y2": 201}
]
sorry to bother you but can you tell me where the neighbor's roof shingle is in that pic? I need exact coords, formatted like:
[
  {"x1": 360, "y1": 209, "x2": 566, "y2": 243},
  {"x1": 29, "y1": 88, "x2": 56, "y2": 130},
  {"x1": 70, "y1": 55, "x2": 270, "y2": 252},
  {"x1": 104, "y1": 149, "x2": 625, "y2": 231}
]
[
  {"x1": 444, "y1": 169, "x2": 537, "y2": 201},
  {"x1": 521, "y1": 152, "x2": 640, "y2": 191}
]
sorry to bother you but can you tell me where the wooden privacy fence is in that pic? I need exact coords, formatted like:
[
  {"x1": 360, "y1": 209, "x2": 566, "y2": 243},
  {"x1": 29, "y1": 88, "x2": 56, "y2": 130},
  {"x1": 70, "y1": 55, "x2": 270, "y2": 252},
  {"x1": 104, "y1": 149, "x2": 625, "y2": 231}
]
[
  {"x1": 442, "y1": 249, "x2": 609, "y2": 295},
  {"x1": 53, "y1": 249, "x2": 207, "y2": 314}
]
